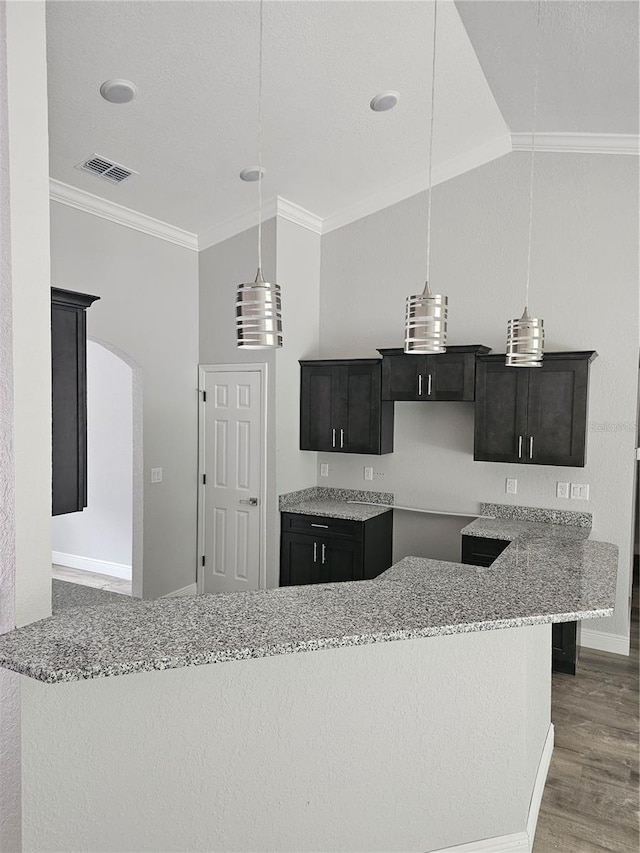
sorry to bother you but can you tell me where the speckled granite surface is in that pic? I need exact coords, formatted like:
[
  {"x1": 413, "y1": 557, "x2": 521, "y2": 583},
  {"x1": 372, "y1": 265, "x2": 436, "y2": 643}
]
[
  {"x1": 282, "y1": 500, "x2": 392, "y2": 521},
  {"x1": 52, "y1": 580, "x2": 135, "y2": 614},
  {"x1": 0, "y1": 527, "x2": 616, "y2": 683},
  {"x1": 480, "y1": 502, "x2": 592, "y2": 528},
  {"x1": 280, "y1": 487, "x2": 393, "y2": 510},
  {"x1": 462, "y1": 517, "x2": 591, "y2": 543}
]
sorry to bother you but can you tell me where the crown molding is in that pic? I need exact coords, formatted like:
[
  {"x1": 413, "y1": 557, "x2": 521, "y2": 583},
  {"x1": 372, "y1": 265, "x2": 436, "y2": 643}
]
[
  {"x1": 274, "y1": 197, "x2": 323, "y2": 236},
  {"x1": 322, "y1": 131, "x2": 513, "y2": 234},
  {"x1": 49, "y1": 179, "x2": 199, "y2": 250},
  {"x1": 511, "y1": 132, "x2": 639, "y2": 155}
]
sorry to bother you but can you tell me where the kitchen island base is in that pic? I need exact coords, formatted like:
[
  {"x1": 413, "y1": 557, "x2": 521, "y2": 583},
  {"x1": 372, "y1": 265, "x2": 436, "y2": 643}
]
[{"x1": 22, "y1": 623, "x2": 551, "y2": 853}]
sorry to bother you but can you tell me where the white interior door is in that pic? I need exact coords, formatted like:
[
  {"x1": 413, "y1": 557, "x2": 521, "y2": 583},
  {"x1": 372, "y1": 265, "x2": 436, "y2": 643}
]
[{"x1": 199, "y1": 366, "x2": 265, "y2": 594}]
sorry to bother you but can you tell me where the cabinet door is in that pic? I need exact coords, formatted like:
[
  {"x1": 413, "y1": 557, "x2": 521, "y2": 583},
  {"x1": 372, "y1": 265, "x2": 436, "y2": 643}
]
[
  {"x1": 52, "y1": 303, "x2": 87, "y2": 515},
  {"x1": 428, "y1": 352, "x2": 475, "y2": 401},
  {"x1": 526, "y1": 360, "x2": 589, "y2": 466},
  {"x1": 381, "y1": 354, "x2": 426, "y2": 401},
  {"x1": 300, "y1": 364, "x2": 340, "y2": 451},
  {"x1": 280, "y1": 533, "x2": 318, "y2": 586},
  {"x1": 474, "y1": 361, "x2": 529, "y2": 463},
  {"x1": 314, "y1": 537, "x2": 362, "y2": 583},
  {"x1": 340, "y1": 363, "x2": 383, "y2": 453},
  {"x1": 552, "y1": 622, "x2": 578, "y2": 675}
]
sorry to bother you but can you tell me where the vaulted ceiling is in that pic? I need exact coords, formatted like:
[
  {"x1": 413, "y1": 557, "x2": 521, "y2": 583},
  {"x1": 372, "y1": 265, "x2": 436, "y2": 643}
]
[{"x1": 45, "y1": 1, "x2": 638, "y2": 239}]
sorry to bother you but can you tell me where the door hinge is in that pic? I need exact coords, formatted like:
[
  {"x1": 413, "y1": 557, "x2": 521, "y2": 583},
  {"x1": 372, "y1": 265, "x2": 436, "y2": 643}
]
[
  {"x1": 202, "y1": 474, "x2": 206, "y2": 485},
  {"x1": 202, "y1": 390, "x2": 207, "y2": 402},
  {"x1": 202, "y1": 555, "x2": 206, "y2": 566}
]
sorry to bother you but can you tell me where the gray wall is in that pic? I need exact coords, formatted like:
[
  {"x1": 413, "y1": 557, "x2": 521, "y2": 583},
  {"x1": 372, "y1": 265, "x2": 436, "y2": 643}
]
[
  {"x1": 319, "y1": 151, "x2": 639, "y2": 647},
  {"x1": 50, "y1": 203, "x2": 199, "y2": 599}
]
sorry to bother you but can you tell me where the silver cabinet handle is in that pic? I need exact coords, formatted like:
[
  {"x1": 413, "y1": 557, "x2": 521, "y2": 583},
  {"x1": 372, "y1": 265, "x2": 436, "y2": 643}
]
[
  {"x1": 518, "y1": 436, "x2": 523, "y2": 459},
  {"x1": 332, "y1": 428, "x2": 336, "y2": 448},
  {"x1": 529, "y1": 436, "x2": 534, "y2": 460},
  {"x1": 340, "y1": 428, "x2": 344, "y2": 448},
  {"x1": 313, "y1": 542, "x2": 317, "y2": 563},
  {"x1": 418, "y1": 374, "x2": 423, "y2": 396},
  {"x1": 321, "y1": 543, "x2": 326, "y2": 564},
  {"x1": 311, "y1": 523, "x2": 329, "y2": 528},
  {"x1": 239, "y1": 497, "x2": 258, "y2": 505},
  {"x1": 427, "y1": 374, "x2": 432, "y2": 396}
]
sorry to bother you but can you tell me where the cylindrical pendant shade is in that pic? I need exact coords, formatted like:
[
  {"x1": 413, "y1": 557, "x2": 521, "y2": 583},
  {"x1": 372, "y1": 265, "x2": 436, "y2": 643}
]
[
  {"x1": 404, "y1": 281, "x2": 447, "y2": 354},
  {"x1": 506, "y1": 306, "x2": 544, "y2": 367},
  {"x1": 236, "y1": 268, "x2": 283, "y2": 349}
]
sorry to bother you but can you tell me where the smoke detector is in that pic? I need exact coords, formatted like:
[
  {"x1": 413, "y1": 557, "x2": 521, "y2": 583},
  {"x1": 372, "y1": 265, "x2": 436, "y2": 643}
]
[
  {"x1": 100, "y1": 79, "x2": 137, "y2": 104},
  {"x1": 76, "y1": 155, "x2": 138, "y2": 184},
  {"x1": 240, "y1": 167, "x2": 265, "y2": 182},
  {"x1": 370, "y1": 91, "x2": 400, "y2": 112}
]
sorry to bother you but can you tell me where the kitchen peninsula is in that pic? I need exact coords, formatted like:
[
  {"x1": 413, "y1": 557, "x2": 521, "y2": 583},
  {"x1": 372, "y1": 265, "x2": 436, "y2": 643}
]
[{"x1": 0, "y1": 502, "x2": 617, "y2": 853}]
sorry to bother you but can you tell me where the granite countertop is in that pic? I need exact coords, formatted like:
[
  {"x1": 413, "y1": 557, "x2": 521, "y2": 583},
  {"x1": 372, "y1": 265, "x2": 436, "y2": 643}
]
[
  {"x1": 0, "y1": 517, "x2": 616, "y2": 683},
  {"x1": 279, "y1": 486, "x2": 393, "y2": 521}
]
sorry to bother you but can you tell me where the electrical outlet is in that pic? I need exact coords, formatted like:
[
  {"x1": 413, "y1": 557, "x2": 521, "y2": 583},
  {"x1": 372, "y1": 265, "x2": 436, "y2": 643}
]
[
  {"x1": 570, "y1": 483, "x2": 589, "y2": 500},
  {"x1": 320, "y1": 463, "x2": 329, "y2": 477},
  {"x1": 556, "y1": 482, "x2": 570, "y2": 499},
  {"x1": 151, "y1": 467, "x2": 163, "y2": 484},
  {"x1": 364, "y1": 466, "x2": 374, "y2": 481},
  {"x1": 505, "y1": 478, "x2": 517, "y2": 495}
]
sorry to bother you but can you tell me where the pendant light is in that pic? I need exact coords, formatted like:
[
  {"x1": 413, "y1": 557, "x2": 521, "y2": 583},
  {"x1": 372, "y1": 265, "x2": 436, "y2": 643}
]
[
  {"x1": 404, "y1": 0, "x2": 447, "y2": 355},
  {"x1": 506, "y1": 0, "x2": 544, "y2": 367},
  {"x1": 236, "y1": 0, "x2": 283, "y2": 349}
]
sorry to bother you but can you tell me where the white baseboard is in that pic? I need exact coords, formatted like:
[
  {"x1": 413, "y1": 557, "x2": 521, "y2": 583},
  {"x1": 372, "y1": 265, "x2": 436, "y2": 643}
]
[
  {"x1": 580, "y1": 628, "x2": 630, "y2": 656},
  {"x1": 526, "y1": 723, "x2": 554, "y2": 850},
  {"x1": 162, "y1": 583, "x2": 197, "y2": 598},
  {"x1": 52, "y1": 551, "x2": 131, "y2": 580},
  {"x1": 431, "y1": 723, "x2": 554, "y2": 853},
  {"x1": 431, "y1": 831, "x2": 529, "y2": 852}
]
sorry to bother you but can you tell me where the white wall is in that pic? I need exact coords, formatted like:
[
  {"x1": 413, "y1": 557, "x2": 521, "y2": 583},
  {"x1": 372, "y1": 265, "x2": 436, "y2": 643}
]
[
  {"x1": 319, "y1": 152, "x2": 639, "y2": 650},
  {"x1": 50, "y1": 203, "x2": 199, "y2": 599},
  {"x1": 199, "y1": 220, "x2": 280, "y2": 584},
  {"x1": 52, "y1": 341, "x2": 133, "y2": 576},
  {"x1": 22, "y1": 624, "x2": 550, "y2": 853}
]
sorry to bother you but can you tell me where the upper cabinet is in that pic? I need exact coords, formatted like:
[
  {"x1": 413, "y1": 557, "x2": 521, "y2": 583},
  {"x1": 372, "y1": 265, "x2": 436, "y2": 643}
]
[
  {"x1": 51, "y1": 287, "x2": 100, "y2": 515},
  {"x1": 299, "y1": 359, "x2": 394, "y2": 455},
  {"x1": 474, "y1": 351, "x2": 597, "y2": 467},
  {"x1": 377, "y1": 346, "x2": 490, "y2": 402}
]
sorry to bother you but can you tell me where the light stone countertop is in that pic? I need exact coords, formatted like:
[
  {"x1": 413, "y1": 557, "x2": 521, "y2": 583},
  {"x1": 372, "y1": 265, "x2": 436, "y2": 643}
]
[
  {"x1": 281, "y1": 499, "x2": 392, "y2": 522},
  {"x1": 0, "y1": 520, "x2": 617, "y2": 683}
]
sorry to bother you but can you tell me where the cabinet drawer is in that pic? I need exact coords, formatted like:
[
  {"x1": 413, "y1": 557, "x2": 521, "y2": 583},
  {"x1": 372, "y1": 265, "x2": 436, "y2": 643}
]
[
  {"x1": 281, "y1": 512, "x2": 363, "y2": 542},
  {"x1": 461, "y1": 535, "x2": 510, "y2": 566}
]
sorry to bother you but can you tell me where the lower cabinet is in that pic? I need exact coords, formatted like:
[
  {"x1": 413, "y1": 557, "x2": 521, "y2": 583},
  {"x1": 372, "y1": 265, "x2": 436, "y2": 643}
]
[
  {"x1": 461, "y1": 534, "x2": 578, "y2": 675},
  {"x1": 280, "y1": 510, "x2": 393, "y2": 586}
]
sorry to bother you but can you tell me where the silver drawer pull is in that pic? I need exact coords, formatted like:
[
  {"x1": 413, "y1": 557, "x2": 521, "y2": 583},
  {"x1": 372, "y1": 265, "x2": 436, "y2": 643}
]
[
  {"x1": 340, "y1": 428, "x2": 344, "y2": 448},
  {"x1": 239, "y1": 497, "x2": 258, "y2": 505},
  {"x1": 332, "y1": 428, "x2": 336, "y2": 448},
  {"x1": 518, "y1": 436, "x2": 523, "y2": 459},
  {"x1": 313, "y1": 542, "x2": 317, "y2": 563},
  {"x1": 311, "y1": 523, "x2": 329, "y2": 528},
  {"x1": 427, "y1": 374, "x2": 432, "y2": 396},
  {"x1": 321, "y1": 543, "x2": 326, "y2": 564},
  {"x1": 529, "y1": 436, "x2": 534, "y2": 459},
  {"x1": 418, "y1": 374, "x2": 423, "y2": 396}
]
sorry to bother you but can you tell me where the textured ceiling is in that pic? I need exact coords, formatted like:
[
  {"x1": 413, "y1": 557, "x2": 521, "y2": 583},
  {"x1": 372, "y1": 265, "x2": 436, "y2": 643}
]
[
  {"x1": 45, "y1": 0, "x2": 509, "y2": 234},
  {"x1": 456, "y1": 0, "x2": 639, "y2": 134}
]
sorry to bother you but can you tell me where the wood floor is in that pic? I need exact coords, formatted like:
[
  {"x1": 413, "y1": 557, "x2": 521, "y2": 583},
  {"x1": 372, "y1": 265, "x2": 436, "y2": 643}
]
[
  {"x1": 534, "y1": 560, "x2": 639, "y2": 853},
  {"x1": 51, "y1": 564, "x2": 132, "y2": 595}
]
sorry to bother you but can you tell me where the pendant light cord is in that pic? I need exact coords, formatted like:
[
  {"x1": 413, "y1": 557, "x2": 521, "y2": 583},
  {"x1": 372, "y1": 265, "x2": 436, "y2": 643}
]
[
  {"x1": 525, "y1": 0, "x2": 542, "y2": 310},
  {"x1": 257, "y1": 0, "x2": 264, "y2": 273},
  {"x1": 425, "y1": 0, "x2": 438, "y2": 286}
]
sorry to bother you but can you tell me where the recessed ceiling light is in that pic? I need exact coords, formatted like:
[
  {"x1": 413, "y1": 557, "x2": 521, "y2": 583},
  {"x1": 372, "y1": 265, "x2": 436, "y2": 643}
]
[
  {"x1": 239, "y1": 167, "x2": 265, "y2": 182},
  {"x1": 100, "y1": 79, "x2": 137, "y2": 104},
  {"x1": 370, "y1": 91, "x2": 400, "y2": 112}
]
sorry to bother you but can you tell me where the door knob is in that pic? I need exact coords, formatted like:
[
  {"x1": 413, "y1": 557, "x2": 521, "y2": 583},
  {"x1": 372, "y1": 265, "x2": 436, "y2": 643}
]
[{"x1": 239, "y1": 497, "x2": 258, "y2": 506}]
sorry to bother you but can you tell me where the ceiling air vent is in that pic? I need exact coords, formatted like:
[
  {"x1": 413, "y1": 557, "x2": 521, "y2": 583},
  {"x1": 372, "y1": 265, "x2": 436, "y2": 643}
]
[{"x1": 75, "y1": 154, "x2": 138, "y2": 184}]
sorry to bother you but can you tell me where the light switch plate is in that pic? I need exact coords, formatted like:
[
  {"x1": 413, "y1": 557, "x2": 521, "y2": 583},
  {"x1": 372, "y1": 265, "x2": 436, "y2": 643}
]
[
  {"x1": 506, "y1": 478, "x2": 517, "y2": 495},
  {"x1": 364, "y1": 466, "x2": 374, "y2": 481},
  {"x1": 570, "y1": 483, "x2": 589, "y2": 500},
  {"x1": 151, "y1": 467, "x2": 162, "y2": 484},
  {"x1": 320, "y1": 463, "x2": 329, "y2": 478},
  {"x1": 556, "y1": 482, "x2": 570, "y2": 499}
]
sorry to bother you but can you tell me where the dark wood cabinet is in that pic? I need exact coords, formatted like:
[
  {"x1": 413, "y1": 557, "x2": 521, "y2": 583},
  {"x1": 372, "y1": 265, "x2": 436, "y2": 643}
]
[
  {"x1": 280, "y1": 510, "x2": 393, "y2": 586},
  {"x1": 377, "y1": 346, "x2": 490, "y2": 402},
  {"x1": 461, "y1": 533, "x2": 578, "y2": 674},
  {"x1": 474, "y1": 351, "x2": 597, "y2": 467},
  {"x1": 51, "y1": 287, "x2": 100, "y2": 516},
  {"x1": 299, "y1": 360, "x2": 394, "y2": 454}
]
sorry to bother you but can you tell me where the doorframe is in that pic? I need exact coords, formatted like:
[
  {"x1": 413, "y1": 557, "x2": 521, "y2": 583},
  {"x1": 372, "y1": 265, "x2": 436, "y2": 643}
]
[{"x1": 197, "y1": 363, "x2": 268, "y2": 594}]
